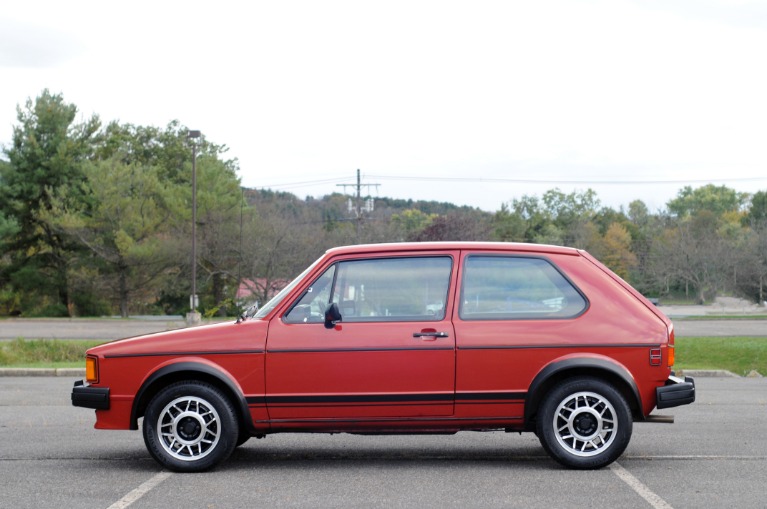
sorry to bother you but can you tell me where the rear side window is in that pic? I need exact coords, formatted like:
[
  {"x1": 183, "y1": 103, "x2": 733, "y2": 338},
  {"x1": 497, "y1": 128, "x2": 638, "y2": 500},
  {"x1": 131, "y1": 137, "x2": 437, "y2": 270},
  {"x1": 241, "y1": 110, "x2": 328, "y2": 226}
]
[{"x1": 459, "y1": 255, "x2": 587, "y2": 320}]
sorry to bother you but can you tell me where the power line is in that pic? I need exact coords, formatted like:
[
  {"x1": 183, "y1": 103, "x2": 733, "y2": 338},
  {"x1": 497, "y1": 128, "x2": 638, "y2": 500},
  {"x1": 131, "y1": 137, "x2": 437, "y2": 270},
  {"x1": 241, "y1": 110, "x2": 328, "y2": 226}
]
[
  {"x1": 254, "y1": 173, "x2": 766, "y2": 191},
  {"x1": 256, "y1": 176, "x2": 352, "y2": 190},
  {"x1": 366, "y1": 174, "x2": 767, "y2": 186}
]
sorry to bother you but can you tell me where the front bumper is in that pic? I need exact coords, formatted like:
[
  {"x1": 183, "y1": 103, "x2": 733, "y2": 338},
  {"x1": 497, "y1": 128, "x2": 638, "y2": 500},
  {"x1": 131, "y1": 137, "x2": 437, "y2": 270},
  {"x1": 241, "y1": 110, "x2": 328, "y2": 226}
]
[
  {"x1": 656, "y1": 374, "x2": 695, "y2": 409},
  {"x1": 71, "y1": 380, "x2": 110, "y2": 410}
]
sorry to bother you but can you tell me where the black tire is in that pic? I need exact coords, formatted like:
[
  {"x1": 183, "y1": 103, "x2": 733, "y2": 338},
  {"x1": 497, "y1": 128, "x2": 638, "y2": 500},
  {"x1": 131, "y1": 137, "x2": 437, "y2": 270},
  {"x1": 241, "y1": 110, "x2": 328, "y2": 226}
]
[
  {"x1": 142, "y1": 381, "x2": 239, "y2": 472},
  {"x1": 536, "y1": 377, "x2": 632, "y2": 469}
]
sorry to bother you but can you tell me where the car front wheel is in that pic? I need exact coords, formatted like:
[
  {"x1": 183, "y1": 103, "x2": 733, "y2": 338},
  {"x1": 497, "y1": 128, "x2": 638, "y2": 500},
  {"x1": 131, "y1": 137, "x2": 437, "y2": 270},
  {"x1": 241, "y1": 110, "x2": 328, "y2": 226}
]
[
  {"x1": 536, "y1": 377, "x2": 632, "y2": 469},
  {"x1": 143, "y1": 381, "x2": 239, "y2": 472}
]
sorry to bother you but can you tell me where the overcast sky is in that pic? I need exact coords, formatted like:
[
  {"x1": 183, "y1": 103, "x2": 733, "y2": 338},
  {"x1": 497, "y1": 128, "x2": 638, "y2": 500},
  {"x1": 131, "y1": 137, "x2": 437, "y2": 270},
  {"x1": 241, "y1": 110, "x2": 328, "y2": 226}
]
[{"x1": 2, "y1": 0, "x2": 766, "y2": 212}]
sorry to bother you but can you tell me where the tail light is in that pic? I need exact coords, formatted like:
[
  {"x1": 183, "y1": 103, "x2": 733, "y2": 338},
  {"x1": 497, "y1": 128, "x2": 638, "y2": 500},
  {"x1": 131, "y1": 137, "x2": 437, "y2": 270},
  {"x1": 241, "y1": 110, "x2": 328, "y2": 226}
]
[
  {"x1": 650, "y1": 347, "x2": 662, "y2": 366},
  {"x1": 668, "y1": 323, "x2": 675, "y2": 367}
]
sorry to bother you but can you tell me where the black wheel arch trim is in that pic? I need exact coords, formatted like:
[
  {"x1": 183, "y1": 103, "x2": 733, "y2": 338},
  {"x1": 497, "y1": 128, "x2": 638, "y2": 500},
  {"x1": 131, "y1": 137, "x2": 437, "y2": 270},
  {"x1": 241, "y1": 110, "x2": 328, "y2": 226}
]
[
  {"x1": 130, "y1": 362, "x2": 255, "y2": 433},
  {"x1": 524, "y1": 357, "x2": 642, "y2": 428}
]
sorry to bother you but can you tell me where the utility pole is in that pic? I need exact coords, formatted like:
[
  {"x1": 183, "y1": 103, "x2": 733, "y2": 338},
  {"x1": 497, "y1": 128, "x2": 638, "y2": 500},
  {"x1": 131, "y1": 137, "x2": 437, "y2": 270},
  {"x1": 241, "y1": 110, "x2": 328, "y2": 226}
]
[
  {"x1": 337, "y1": 169, "x2": 380, "y2": 241},
  {"x1": 187, "y1": 130, "x2": 201, "y2": 326}
]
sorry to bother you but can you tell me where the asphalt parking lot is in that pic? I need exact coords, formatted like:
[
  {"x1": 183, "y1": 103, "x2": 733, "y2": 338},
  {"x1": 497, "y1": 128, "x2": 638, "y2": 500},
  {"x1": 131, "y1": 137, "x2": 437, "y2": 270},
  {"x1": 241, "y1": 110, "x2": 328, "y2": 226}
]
[{"x1": 0, "y1": 376, "x2": 765, "y2": 509}]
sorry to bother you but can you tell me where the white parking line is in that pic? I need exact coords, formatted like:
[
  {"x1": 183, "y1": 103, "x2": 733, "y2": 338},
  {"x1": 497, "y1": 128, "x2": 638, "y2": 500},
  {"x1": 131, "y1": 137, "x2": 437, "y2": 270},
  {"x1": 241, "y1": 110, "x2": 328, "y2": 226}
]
[
  {"x1": 107, "y1": 471, "x2": 172, "y2": 509},
  {"x1": 610, "y1": 462, "x2": 674, "y2": 509}
]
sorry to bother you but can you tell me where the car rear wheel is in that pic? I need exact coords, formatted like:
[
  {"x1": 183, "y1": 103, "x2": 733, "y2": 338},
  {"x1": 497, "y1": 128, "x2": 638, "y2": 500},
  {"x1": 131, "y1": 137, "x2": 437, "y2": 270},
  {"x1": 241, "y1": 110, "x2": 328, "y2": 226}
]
[
  {"x1": 143, "y1": 381, "x2": 239, "y2": 472},
  {"x1": 536, "y1": 377, "x2": 632, "y2": 469}
]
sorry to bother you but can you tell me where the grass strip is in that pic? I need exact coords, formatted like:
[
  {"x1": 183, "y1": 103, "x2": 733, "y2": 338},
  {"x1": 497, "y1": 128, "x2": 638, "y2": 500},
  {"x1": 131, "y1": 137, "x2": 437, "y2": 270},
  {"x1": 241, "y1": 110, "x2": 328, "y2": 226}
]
[
  {"x1": 675, "y1": 336, "x2": 766, "y2": 376},
  {"x1": 2, "y1": 337, "x2": 765, "y2": 377},
  {"x1": 0, "y1": 338, "x2": 106, "y2": 368}
]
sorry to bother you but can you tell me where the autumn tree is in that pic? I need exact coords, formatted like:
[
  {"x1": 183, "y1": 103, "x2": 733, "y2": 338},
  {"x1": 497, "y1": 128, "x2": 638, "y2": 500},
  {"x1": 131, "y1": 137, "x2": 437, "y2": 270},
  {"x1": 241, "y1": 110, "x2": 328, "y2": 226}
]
[{"x1": 600, "y1": 223, "x2": 638, "y2": 280}]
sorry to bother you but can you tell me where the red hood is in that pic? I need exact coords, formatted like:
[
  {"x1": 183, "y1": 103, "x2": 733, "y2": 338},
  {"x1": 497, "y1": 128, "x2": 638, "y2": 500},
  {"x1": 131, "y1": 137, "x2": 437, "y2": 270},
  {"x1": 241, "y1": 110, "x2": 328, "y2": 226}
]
[{"x1": 86, "y1": 318, "x2": 269, "y2": 358}]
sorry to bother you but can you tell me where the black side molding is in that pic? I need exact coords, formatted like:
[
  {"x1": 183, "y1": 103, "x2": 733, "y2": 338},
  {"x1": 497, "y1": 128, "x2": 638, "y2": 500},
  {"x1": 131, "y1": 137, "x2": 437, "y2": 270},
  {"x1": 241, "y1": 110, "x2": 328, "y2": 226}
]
[{"x1": 71, "y1": 380, "x2": 110, "y2": 410}]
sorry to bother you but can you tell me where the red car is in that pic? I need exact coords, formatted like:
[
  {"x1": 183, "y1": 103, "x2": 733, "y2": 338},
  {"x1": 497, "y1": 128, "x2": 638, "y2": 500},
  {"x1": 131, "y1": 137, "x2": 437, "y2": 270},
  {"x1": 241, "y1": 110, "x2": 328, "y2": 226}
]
[{"x1": 72, "y1": 242, "x2": 695, "y2": 472}]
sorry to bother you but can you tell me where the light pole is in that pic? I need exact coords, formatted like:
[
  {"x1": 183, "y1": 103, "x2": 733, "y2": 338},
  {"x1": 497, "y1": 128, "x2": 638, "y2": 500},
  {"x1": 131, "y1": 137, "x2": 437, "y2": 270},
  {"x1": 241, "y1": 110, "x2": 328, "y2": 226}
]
[{"x1": 187, "y1": 129, "x2": 201, "y2": 325}]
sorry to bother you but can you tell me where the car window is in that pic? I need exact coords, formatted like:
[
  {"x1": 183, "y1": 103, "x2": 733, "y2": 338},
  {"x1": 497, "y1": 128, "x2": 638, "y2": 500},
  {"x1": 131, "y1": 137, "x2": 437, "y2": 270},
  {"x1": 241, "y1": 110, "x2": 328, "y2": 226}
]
[
  {"x1": 459, "y1": 255, "x2": 587, "y2": 320},
  {"x1": 284, "y1": 265, "x2": 336, "y2": 323},
  {"x1": 255, "y1": 257, "x2": 322, "y2": 319},
  {"x1": 285, "y1": 256, "x2": 453, "y2": 323}
]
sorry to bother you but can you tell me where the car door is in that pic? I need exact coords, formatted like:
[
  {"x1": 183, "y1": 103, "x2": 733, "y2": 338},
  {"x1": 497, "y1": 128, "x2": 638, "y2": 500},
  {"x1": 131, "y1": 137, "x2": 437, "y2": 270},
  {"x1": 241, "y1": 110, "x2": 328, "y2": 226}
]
[{"x1": 265, "y1": 253, "x2": 457, "y2": 420}]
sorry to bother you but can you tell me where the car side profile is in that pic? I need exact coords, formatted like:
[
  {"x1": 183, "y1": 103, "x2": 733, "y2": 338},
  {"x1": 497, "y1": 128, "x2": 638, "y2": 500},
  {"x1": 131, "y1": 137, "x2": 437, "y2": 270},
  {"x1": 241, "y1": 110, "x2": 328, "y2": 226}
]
[{"x1": 72, "y1": 242, "x2": 695, "y2": 472}]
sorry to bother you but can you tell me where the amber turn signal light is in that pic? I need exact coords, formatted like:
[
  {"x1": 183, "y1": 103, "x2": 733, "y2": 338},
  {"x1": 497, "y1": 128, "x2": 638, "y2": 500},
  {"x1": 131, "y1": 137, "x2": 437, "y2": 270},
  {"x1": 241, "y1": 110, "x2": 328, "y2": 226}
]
[
  {"x1": 85, "y1": 356, "x2": 98, "y2": 383},
  {"x1": 667, "y1": 345, "x2": 675, "y2": 367}
]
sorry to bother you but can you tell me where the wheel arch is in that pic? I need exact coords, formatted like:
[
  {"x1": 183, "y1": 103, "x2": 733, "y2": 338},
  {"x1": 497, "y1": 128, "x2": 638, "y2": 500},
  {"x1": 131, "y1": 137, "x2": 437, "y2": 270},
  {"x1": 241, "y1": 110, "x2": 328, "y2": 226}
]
[
  {"x1": 130, "y1": 362, "x2": 254, "y2": 433},
  {"x1": 524, "y1": 357, "x2": 642, "y2": 430}
]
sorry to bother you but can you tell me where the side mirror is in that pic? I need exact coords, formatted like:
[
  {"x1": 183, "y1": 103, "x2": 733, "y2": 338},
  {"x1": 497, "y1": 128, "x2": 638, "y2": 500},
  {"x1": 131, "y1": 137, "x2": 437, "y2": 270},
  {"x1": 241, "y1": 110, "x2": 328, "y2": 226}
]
[{"x1": 324, "y1": 302, "x2": 342, "y2": 329}]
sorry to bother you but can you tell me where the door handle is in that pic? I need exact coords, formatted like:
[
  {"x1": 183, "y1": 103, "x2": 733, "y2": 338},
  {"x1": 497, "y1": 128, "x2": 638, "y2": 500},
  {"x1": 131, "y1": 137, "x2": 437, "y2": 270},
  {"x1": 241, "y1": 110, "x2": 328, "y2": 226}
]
[{"x1": 413, "y1": 331, "x2": 449, "y2": 339}]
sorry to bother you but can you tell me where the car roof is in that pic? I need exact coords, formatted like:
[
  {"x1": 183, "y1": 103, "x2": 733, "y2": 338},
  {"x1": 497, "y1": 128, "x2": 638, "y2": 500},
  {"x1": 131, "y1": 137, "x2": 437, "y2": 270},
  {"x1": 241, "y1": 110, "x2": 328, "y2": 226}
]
[{"x1": 324, "y1": 242, "x2": 582, "y2": 257}]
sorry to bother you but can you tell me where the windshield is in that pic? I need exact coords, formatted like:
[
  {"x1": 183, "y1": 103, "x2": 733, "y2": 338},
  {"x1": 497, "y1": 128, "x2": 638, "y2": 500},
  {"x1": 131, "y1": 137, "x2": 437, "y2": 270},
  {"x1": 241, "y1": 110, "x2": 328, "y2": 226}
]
[{"x1": 253, "y1": 256, "x2": 323, "y2": 319}]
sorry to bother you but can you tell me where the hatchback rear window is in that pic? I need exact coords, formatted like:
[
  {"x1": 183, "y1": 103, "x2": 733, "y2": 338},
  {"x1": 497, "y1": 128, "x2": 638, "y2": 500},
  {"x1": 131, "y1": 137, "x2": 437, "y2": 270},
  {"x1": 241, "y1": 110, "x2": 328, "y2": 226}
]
[{"x1": 459, "y1": 255, "x2": 587, "y2": 320}]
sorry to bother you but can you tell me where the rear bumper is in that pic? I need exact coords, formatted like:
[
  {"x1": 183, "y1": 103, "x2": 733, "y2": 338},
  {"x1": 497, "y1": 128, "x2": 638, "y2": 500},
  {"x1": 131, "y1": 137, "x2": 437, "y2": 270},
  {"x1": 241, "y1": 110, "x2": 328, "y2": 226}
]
[
  {"x1": 71, "y1": 380, "x2": 110, "y2": 410},
  {"x1": 656, "y1": 374, "x2": 695, "y2": 409}
]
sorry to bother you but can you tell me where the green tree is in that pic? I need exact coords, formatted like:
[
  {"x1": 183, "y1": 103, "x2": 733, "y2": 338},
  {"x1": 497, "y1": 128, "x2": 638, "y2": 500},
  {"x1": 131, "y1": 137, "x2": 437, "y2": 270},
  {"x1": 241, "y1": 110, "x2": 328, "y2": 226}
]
[
  {"x1": 667, "y1": 184, "x2": 746, "y2": 218},
  {"x1": 193, "y1": 155, "x2": 246, "y2": 314},
  {"x1": 624, "y1": 200, "x2": 668, "y2": 295},
  {"x1": 94, "y1": 120, "x2": 219, "y2": 184},
  {"x1": 746, "y1": 190, "x2": 767, "y2": 226},
  {"x1": 492, "y1": 203, "x2": 527, "y2": 242},
  {"x1": 391, "y1": 209, "x2": 437, "y2": 240},
  {"x1": 44, "y1": 157, "x2": 183, "y2": 317},
  {"x1": 0, "y1": 90, "x2": 100, "y2": 314},
  {"x1": 494, "y1": 195, "x2": 547, "y2": 243}
]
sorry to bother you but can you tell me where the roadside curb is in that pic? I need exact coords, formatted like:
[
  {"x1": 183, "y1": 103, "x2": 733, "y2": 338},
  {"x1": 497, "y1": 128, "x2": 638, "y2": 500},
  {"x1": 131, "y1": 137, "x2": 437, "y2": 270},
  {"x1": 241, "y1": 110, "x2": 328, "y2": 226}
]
[
  {"x1": 678, "y1": 369, "x2": 741, "y2": 378},
  {"x1": 0, "y1": 368, "x2": 86, "y2": 377}
]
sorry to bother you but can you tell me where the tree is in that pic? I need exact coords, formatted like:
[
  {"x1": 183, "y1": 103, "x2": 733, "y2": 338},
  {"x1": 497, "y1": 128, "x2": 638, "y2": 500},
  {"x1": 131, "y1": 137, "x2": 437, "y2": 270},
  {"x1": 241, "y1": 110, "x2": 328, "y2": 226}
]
[
  {"x1": 409, "y1": 213, "x2": 491, "y2": 242},
  {"x1": 746, "y1": 190, "x2": 767, "y2": 226},
  {"x1": 492, "y1": 203, "x2": 527, "y2": 242},
  {"x1": 94, "y1": 120, "x2": 214, "y2": 184},
  {"x1": 541, "y1": 188, "x2": 600, "y2": 227},
  {"x1": 239, "y1": 190, "x2": 329, "y2": 305},
  {"x1": 193, "y1": 155, "x2": 246, "y2": 314},
  {"x1": 391, "y1": 209, "x2": 437, "y2": 240},
  {"x1": 667, "y1": 184, "x2": 746, "y2": 218},
  {"x1": 0, "y1": 90, "x2": 100, "y2": 314},
  {"x1": 44, "y1": 157, "x2": 183, "y2": 317},
  {"x1": 494, "y1": 195, "x2": 547, "y2": 243},
  {"x1": 623, "y1": 200, "x2": 668, "y2": 295},
  {"x1": 86, "y1": 121, "x2": 245, "y2": 315},
  {"x1": 601, "y1": 223, "x2": 638, "y2": 280},
  {"x1": 650, "y1": 211, "x2": 731, "y2": 304},
  {"x1": 740, "y1": 224, "x2": 767, "y2": 304}
]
